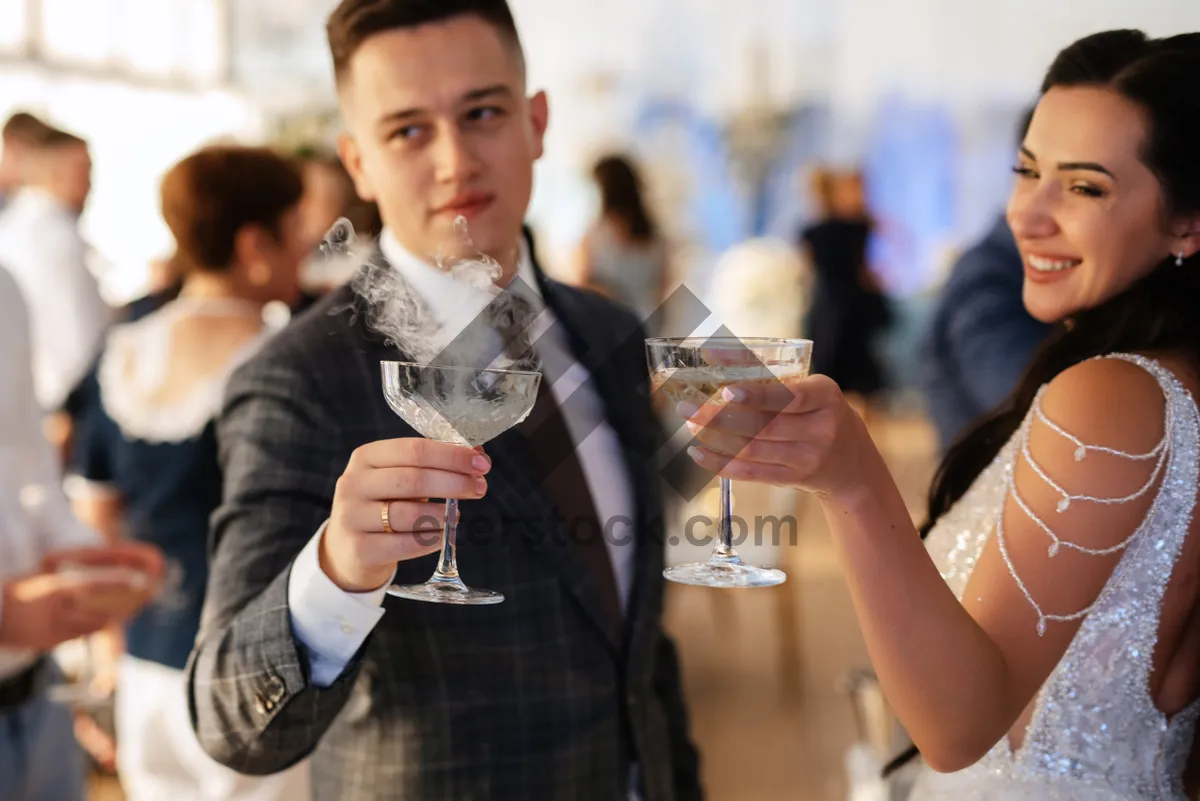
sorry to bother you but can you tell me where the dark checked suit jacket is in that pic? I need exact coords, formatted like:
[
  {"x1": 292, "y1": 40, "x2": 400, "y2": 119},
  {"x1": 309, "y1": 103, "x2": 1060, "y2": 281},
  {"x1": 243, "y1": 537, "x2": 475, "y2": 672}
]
[{"x1": 186, "y1": 241, "x2": 703, "y2": 801}]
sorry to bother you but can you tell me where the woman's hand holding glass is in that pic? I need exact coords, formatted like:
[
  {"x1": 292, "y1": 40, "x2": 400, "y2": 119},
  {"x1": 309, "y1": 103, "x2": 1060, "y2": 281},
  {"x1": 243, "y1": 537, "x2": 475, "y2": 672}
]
[{"x1": 681, "y1": 373, "x2": 880, "y2": 504}]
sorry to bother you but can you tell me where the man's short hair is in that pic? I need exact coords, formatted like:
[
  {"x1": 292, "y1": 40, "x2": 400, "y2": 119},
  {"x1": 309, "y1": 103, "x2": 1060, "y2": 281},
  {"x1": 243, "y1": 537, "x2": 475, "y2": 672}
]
[
  {"x1": 2, "y1": 112, "x2": 53, "y2": 145},
  {"x1": 35, "y1": 128, "x2": 87, "y2": 152},
  {"x1": 160, "y1": 145, "x2": 304, "y2": 273},
  {"x1": 326, "y1": 0, "x2": 524, "y2": 86}
]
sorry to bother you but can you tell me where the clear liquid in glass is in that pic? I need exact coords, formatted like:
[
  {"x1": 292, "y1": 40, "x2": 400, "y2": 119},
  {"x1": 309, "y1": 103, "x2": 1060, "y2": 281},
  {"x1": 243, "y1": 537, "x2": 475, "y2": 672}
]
[{"x1": 645, "y1": 337, "x2": 813, "y2": 589}]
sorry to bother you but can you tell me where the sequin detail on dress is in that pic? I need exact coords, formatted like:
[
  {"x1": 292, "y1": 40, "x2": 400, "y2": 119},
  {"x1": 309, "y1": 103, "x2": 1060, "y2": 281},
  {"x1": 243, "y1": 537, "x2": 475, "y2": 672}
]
[{"x1": 911, "y1": 354, "x2": 1200, "y2": 800}]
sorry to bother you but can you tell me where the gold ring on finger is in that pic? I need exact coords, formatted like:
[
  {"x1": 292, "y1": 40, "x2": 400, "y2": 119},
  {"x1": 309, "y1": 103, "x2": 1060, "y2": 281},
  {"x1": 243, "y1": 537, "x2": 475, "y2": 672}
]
[{"x1": 381, "y1": 501, "x2": 394, "y2": 534}]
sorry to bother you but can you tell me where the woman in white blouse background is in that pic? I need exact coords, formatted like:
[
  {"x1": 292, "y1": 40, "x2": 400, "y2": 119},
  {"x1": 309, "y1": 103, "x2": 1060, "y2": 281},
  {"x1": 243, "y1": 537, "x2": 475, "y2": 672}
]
[{"x1": 0, "y1": 265, "x2": 162, "y2": 801}]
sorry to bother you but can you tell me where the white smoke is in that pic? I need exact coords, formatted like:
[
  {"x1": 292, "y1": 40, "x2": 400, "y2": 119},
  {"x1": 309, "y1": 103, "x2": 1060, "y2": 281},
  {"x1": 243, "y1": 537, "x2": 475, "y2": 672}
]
[{"x1": 323, "y1": 217, "x2": 539, "y2": 372}]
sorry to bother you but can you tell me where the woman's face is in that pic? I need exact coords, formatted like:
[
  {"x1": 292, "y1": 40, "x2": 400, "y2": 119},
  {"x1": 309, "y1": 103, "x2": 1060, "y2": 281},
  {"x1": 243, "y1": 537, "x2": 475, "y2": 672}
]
[
  {"x1": 1007, "y1": 86, "x2": 1191, "y2": 323},
  {"x1": 831, "y1": 173, "x2": 866, "y2": 218}
]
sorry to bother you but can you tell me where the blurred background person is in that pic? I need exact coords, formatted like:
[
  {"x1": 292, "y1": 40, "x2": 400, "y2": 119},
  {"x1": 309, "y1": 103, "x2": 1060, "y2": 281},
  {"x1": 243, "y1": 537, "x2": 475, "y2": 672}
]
[
  {"x1": 67, "y1": 145, "x2": 312, "y2": 801},
  {"x1": 920, "y1": 109, "x2": 1053, "y2": 453},
  {"x1": 294, "y1": 147, "x2": 383, "y2": 243},
  {"x1": 112, "y1": 149, "x2": 358, "y2": 323},
  {"x1": 294, "y1": 149, "x2": 350, "y2": 249},
  {"x1": 576, "y1": 153, "x2": 670, "y2": 326},
  {"x1": 0, "y1": 112, "x2": 53, "y2": 211},
  {"x1": 0, "y1": 128, "x2": 110, "y2": 416},
  {"x1": 800, "y1": 167, "x2": 892, "y2": 416},
  {"x1": 293, "y1": 147, "x2": 382, "y2": 295},
  {"x1": 0, "y1": 265, "x2": 162, "y2": 801}
]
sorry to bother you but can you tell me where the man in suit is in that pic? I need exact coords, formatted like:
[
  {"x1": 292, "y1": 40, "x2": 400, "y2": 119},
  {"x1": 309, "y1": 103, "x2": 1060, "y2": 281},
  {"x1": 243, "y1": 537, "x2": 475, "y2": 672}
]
[
  {"x1": 919, "y1": 107, "x2": 1052, "y2": 453},
  {"x1": 186, "y1": 2, "x2": 703, "y2": 800}
]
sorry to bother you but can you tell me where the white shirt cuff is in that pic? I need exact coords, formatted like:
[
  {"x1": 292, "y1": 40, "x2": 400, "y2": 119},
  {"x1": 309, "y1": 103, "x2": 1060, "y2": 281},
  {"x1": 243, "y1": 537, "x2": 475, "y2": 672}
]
[{"x1": 287, "y1": 520, "x2": 394, "y2": 687}]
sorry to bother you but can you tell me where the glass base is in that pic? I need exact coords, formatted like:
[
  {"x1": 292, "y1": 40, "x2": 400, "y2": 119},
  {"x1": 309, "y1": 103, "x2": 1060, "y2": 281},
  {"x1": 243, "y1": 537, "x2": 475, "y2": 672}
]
[
  {"x1": 664, "y1": 555, "x2": 786, "y2": 588},
  {"x1": 386, "y1": 576, "x2": 504, "y2": 605}
]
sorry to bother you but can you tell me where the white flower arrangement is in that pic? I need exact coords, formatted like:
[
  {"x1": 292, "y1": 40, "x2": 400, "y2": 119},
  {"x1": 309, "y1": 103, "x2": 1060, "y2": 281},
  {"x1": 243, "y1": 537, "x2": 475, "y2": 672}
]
[{"x1": 707, "y1": 237, "x2": 810, "y2": 340}]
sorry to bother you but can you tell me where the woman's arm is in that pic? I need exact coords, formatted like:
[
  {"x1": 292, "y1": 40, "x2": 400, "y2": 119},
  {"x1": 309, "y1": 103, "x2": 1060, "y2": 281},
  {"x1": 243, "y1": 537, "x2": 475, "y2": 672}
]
[{"x1": 681, "y1": 357, "x2": 1167, "y2": 770}]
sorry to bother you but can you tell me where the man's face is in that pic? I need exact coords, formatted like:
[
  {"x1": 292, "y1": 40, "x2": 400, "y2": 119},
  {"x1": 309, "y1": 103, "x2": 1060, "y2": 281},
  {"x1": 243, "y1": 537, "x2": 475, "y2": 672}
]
[
  {"x1": 337, "y1": 15, "x2": 547, "y2": 271},
  {"x1": 50, "y1": 143, "x2": 92, "y2": 213}
]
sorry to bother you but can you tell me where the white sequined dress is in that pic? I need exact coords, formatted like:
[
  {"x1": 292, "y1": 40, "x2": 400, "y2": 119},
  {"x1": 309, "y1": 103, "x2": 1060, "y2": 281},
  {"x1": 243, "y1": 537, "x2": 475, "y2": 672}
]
[{"x1": 910, "y1": 354, "x2": 1200, "y2": 800}]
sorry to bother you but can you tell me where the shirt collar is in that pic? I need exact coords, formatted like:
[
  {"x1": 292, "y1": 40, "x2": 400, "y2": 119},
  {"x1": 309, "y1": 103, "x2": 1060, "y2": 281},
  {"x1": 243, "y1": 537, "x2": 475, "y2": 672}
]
[
  {"x1": 378, "y1": 227, "x2": 543, "y2": 330},
  {"x1": 10, "y1": 187, "x2": 75, "y2": 219}
]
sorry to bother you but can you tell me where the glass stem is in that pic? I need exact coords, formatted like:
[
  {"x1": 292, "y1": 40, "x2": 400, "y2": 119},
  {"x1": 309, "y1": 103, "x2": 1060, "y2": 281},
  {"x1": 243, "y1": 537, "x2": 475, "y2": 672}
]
[
  {"x1": 712, "y1": 477, "x2": 736, "y2": 559},
  {"x1": 432, "y1": 498, "x2": 461, "y2": 580}
]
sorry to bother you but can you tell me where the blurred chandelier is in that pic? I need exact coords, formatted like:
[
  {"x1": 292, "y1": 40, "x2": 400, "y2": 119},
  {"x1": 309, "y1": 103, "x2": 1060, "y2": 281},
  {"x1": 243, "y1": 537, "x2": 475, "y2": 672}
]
[{"x1": 723, "y1": 42, "x2": 794, "y2": 232}]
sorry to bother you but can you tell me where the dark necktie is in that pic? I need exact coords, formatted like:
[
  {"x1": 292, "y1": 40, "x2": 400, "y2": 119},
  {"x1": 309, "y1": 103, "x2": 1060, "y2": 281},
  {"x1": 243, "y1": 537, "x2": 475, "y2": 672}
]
[
  {"x1": 518, "y1": 381, "x2": 624, "y2": 636},
  {"x1": 495, "y1": 289, "x2": 623, "y2": 635}
]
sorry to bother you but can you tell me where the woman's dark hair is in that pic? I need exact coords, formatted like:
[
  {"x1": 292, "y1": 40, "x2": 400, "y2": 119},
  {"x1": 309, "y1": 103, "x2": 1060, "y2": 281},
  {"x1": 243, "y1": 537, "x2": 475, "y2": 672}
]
[
  {"x1": 161, "y1": 145, "x2": 304, "y2": 274},
  {"x1": 593, "y1": 154, "x2": 657, "y2": 243},
  {"x1": 890, "y1": 29, "x2": 1200, "y2": 777}
]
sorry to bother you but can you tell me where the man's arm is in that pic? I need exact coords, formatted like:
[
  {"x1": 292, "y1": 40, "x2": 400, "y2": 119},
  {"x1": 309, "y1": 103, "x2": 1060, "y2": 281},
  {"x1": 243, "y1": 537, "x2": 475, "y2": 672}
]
[
  {"x1": 187, "y1": 355, "x2": 366, "y2": 775},
  {"x1": 187, "y1": 349, "x2": 468, "y2": 774}
]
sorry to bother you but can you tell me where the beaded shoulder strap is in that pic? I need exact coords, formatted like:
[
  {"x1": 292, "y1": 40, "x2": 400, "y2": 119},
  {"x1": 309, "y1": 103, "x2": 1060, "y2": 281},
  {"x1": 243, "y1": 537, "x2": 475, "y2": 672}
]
[{"x1": 994, "y1": 354, "x2": 1178, "y2": 637}]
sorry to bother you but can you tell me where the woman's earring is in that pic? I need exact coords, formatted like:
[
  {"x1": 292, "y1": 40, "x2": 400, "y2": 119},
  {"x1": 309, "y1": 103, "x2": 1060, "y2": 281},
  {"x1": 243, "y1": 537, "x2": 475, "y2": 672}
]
[{"x1": 1177, "y1": 250, "x2": 1187, "y2": 267}]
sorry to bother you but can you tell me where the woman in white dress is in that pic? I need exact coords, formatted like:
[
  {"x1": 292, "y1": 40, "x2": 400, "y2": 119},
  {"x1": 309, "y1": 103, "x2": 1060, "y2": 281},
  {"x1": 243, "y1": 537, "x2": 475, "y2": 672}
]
[{"x1": 679, "y1": 30, "x2": 1200, "y2": 799}]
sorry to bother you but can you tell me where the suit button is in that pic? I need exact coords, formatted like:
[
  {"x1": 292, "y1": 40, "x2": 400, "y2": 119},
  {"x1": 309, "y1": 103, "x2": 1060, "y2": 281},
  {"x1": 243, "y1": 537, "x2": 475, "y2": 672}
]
[{"x1": 255, "y1": 674, "x2": 287, "y2": 716}]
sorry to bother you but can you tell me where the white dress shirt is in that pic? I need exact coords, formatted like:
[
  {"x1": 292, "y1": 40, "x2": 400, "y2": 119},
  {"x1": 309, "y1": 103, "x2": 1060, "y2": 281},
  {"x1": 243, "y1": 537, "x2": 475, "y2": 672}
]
[
  {"x1": 289, "y1": 229, "x2": 637, "y2": 687},
  {"x1": 0, "y1": 268, "x2": 98, "y2": 680},
  {"x1": 0, "y1": 188, "x2": 111, "y2": 410}
]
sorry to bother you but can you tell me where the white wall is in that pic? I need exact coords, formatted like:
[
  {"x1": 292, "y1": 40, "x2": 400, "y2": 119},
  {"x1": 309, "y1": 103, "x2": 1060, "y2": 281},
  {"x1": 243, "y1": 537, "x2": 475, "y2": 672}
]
[{"x1": 829, "y1": 0, "x2": 1200, "y2": 124}]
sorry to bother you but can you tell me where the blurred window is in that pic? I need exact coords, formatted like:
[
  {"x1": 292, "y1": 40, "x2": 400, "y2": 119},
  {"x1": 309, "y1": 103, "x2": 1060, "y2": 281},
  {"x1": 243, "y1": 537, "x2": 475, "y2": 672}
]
[
  {"x1": 36, "y1": 0, "x2": 226, "y2": 85},
  {"x1": 0, "y1": 0, "x2": 28, "y2": 53},
  {"x1": 40, "y1": 0, "x2": 119, "y2": 66}
]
